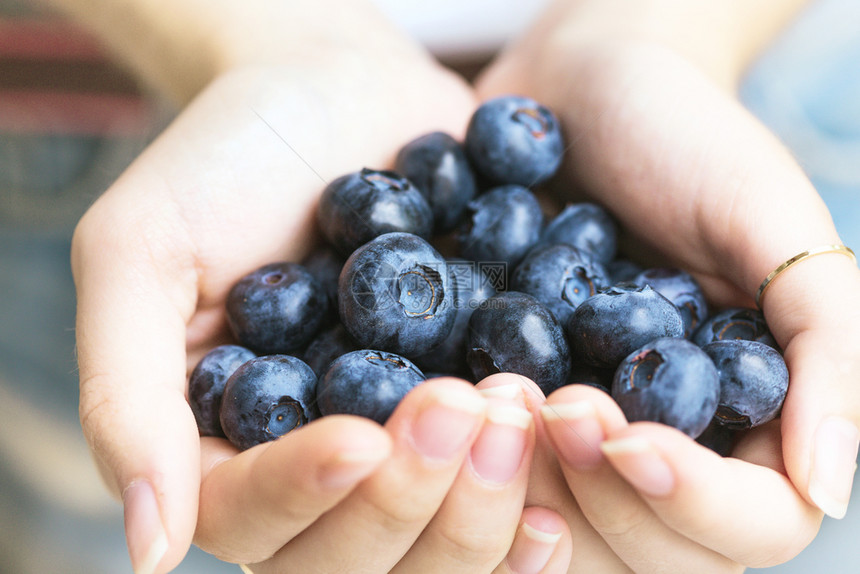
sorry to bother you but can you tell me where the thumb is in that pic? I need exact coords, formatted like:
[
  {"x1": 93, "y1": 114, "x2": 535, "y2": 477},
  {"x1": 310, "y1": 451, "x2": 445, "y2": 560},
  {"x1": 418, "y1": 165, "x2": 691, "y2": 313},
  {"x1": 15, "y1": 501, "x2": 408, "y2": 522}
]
[
  {"x1": 760, "y1": 250, "x2": 860, "y2": 519},
  {"x1": 73, "y1": 193, "x2": 201, "y2": 574}
]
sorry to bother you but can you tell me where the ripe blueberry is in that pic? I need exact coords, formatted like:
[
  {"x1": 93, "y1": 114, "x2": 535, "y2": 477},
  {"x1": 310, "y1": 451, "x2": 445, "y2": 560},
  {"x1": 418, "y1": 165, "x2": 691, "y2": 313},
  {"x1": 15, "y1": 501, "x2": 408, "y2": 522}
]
[
  {"x1": 606, "y1": 258, "x2": 644, "y2": 285},
  {"x1": 395, "y1": 132, "x2": 477, "y2": 234},
  {"x1": 465, "y1": 95, "x2": 564, "y2": 186},
  {"x1": 458, "y1": 184, "x2": 544, "y2": 270},
  {"x1": 226, "y1": 262, "x2": 329, "y2": 355},
  {"x1": 220, "y1": 355, "x2": 319, "y2": 451},
  {"x1": 612, "y1": 337, "x2": 720, "y2": 438},
  {"x1": 568, "y1": 283, "x2": 685, "y2": 369},
  {"x1": 316, "y1": 350, "x2": 425, "y2": 424},
  {"x1": 412, "y1": 259, "x2": 497, "y2": 379},
  {"x1": 301, "y1": 244, "x2": 345, "y2": 325},
  {"x1": 539, "y1": 203, "x2": 618, "y2": 264},
  {"x1": 317, "y1": 168, "x2": 433, "y2": 256},
  {"x1": 302, "y1": 323, "x2": 360, "y2": 378},
  {"x1": 338, "y1": 232, "x2": 456, "y2": 357},
  {"x1": 703, "y1": 339, "x2": 788, "y2": 429},
  {"x1": 188, "y1": 344, "x2": 256, "y2": 437},
  {"x1": 467, "y1": 291, "x2": 571, "y2": 395},
  {"x1": 633, "y1": 267, "x2": 708, "y2": 338},
  {"x1": 512, "y1": 242, "x2": 610, "y2": 327},
  {"x1": 692, "y1": 307, "x2": 779, "y2": 350},
  {"x1": 696, "y1": 419, "x2": 740, "y2": 457},
  {"x1": 563, "y1": 362, "x2": 615, "y2": 394}
]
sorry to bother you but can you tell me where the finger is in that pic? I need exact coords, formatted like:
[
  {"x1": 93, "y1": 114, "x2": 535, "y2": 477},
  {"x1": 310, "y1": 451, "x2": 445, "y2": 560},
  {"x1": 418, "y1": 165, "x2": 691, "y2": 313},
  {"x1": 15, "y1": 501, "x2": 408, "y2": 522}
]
[
  {"x1": 72, "y1": 193, "x2": 201, "y2": 574},
  {"x1": 481, "y1": 374, "x2": 634, "y2": 573},
  {"x1": 601, "y1": 422, "x2": 822, "y2": 568},
  {"x1": 541, "y1": 385, "x2": 742, "y2": 573},
  {"x1": 249, "y1": 378, "x2": 487, "y2": 573},
  {"x1": 194, "y1": 416, "x2": 392, "y2": 563},
  {"x1": 391, "y1": 390, "x2": 535, "y2": 572},
  {"x1": 759, "y1": 257, "x2": 860, "y2": 520},
  {"x1": 494, "y1": 507, "x2": 572, "y2": 574}
]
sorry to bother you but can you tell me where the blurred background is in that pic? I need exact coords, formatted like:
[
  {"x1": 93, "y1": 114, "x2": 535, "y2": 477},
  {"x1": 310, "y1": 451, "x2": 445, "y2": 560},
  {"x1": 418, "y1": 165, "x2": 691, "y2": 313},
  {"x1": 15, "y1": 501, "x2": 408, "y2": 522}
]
[{"x1": 0, "y1": 0, "x2": 857, "y2": 571}]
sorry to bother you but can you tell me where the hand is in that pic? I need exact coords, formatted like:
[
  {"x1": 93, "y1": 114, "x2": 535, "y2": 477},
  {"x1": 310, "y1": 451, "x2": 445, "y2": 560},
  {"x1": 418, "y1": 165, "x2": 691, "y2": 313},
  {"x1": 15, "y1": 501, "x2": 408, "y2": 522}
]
[
  {"x1": 70, "y1": 22, "x2": 570, "y2": 571},
  {"x1": 479, "y1": 364, "x2": 820, "y2": 573},
  {"x1": 475, "y1": 0, "x2": 860, "y2": 570},
  {"x1": 202, "y1": 375, "x2": 560, "y2": 574}
]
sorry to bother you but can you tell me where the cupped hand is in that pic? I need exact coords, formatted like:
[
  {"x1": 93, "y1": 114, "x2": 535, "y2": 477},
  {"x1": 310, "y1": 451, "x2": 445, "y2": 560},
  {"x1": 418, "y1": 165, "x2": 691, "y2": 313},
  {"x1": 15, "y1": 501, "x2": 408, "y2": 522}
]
[
  {"x1": 479, "y1": 370, "x2": 820, "y2": 573},
  {"x1": 70, "y1": 30, "x2": 563, "y2": 571},
  {"x1": 201, "y1": 376, "x2": 561, "y2": 574},
  {"x1": 476, "y1": 3, "x2": 860, "y2": 571}
]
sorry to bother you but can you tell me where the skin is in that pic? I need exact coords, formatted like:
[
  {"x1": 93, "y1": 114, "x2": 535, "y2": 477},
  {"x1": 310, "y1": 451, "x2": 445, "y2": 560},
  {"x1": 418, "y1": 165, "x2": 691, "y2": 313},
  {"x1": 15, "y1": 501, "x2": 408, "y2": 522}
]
[
  {"x1": 479, "y1": 0, "x2": 860, "y2": 570},
  {"x1": 62, "y1": 1, "x2": 567, "y2": 572},
  {"x1": 50, "y1": 0, "x2": 860, "y2": 571}
]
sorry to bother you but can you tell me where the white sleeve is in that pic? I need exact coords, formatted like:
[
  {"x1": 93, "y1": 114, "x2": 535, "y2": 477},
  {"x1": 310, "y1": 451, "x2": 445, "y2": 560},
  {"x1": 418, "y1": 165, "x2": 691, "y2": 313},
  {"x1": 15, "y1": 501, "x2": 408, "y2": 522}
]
[{"x1": 370, "y1": 0, "x2": 551, "y2": 58}]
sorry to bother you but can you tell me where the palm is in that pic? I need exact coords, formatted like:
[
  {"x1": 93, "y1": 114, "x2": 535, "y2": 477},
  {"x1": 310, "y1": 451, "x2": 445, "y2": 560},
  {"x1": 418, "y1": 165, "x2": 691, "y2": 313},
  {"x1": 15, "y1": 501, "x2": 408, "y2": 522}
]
[
  {"x1": 477, "y1": 35, "x2": 843, "y2": 572},
  {"x1": 72, "y1": 54, "x2": 481, "y2": 570},
  {"x1": 478, "y1": 41, "x2": 838, "y2": 312},
  {"x1": 120, "y1": 63, "x2": 478, "y2": 367}
]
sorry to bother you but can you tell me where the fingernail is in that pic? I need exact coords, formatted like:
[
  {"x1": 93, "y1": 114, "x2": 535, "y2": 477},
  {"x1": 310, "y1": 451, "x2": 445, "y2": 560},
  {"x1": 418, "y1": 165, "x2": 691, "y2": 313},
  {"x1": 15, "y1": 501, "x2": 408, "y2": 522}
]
[
  {"x1": 479, "y1": 383, "x2": 523, "y2": 400},
  {"x1": 540, "y1": 402, "x2": 604, "y2": 470},
  {"x1": 319, "y1": 446, "x2": 391, "y2": 490},
  {"x1": 506, "y1": 521, "x2": 563, "y2": 574},
  {"x1": 601, "y1": 437, "x2": 675, "y2": 497},
  {"x1": 470, "y1": 403, "x2": 532, "y2": 484},
  {"x1": 123, "y1": 480, "x2": 168, "y2": 574},
  {"x1": 809, "y1": 416, "x2": 860, "y2": 519},
  {"x1": 411, "y1": 388, "x2": 486, "y2": 460}
]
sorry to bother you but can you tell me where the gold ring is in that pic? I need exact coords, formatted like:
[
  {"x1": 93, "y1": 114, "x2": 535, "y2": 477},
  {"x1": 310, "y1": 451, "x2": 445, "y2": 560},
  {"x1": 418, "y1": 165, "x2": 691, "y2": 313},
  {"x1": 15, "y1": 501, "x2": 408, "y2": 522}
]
[{"x1": 756, "y1": 244, "x2": 856, "y2": 308}]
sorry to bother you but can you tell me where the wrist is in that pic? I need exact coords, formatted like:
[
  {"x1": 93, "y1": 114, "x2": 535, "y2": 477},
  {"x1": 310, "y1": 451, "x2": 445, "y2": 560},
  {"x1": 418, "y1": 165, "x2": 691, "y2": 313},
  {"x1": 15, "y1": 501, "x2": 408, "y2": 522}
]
[
  {"x1": 204, "y1": 0, "x2": 433, "y2": 77},
  {"x1": 525, "y1": 0, "x2": 809, "y2": 92},
  {"x1": 44, "y1": 0, "x2": 429, "y2": 105}
]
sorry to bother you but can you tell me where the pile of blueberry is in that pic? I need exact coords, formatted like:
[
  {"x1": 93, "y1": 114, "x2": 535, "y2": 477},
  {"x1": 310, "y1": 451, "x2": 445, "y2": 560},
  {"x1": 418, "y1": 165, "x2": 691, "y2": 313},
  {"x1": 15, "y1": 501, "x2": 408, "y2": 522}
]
[{"x1": 189, "y1": 95, "x2": 789, "y2": 456}]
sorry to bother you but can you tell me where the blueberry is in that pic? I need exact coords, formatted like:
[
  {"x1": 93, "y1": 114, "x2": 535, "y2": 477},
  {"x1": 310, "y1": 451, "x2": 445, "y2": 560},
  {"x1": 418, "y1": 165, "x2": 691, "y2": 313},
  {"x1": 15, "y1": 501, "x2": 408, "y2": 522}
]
[
  {"x1": 338, "y1": 232, "x2": 456, "y2": 357},
  {"x1": 612, "y1": 337, "x2": 720, "y2": 438},
  {"x1": 302, "y1": 323, "x2": 360, "y2": 378},
  {"x1": 226, "y1": 262, "x2": 329, "y2": 355},
  {"x1": 633, "y1": 267, "x2": 708, "y2": 338},
  {"x1": 465, "y1": 95, "x2": 564, "y2": 186},
  {"x1": 512, "y1": 242, "x2": 610, "y2": 327},
  {"x1": 467, "y1": 291, "x2": 571, "y2": 395},
  {"x1": 220, "y1": 355, "x2": 319, "y2": 451},
  {"x1": 605, "y1": 258, "x2": 644, "y2": 284},
  {"x1": 539, "y1": 203, "x2": 618, "y2": 264},
  {"x1": 458, "y1": 185, "x2": 543, "y2": 270},
  {"x1": 702, "y1": 340, "x2": 789, "y2": 429},
  {"x1": 696, "y1": 418, "x2": 741, "y2": 457},
  {"x1": 691, "y1": 307, "x2": 779, "y2": 350},
  {"x1": 316, "y1": 350, "x2": 425, "y2": 424},
  {"x1": 317, "y1": 168, "x2": 433, "y2": 255},
  {"x1": 568, "y1": 283, "x2": 685, "y2": 369},
  {"x1": 563, "y1": 362, "x2": 615, "y2": 394},
  {"x1": 188, "y1": 345, "x2": 256, "y2": 437},
  {"x1": 395, "y1": 132, "x2": 478, "y2": 234},
  {"x1": 412, "y1": 259, "x2": 497, "y2": 379},
  {"x1": 301, "y1": 244, "x2": 345, "y2": 324}
]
